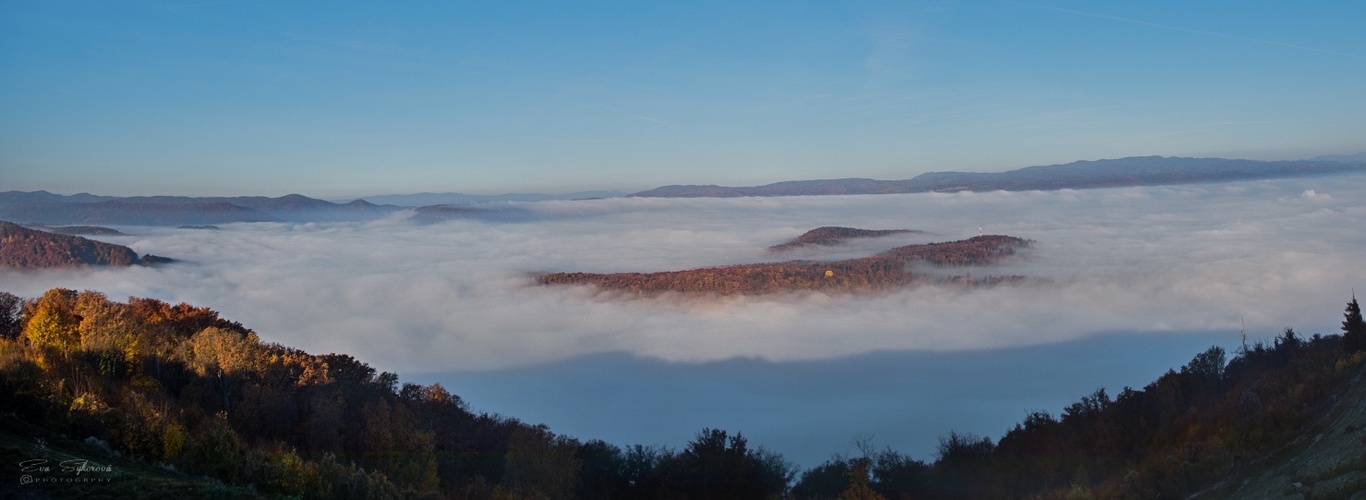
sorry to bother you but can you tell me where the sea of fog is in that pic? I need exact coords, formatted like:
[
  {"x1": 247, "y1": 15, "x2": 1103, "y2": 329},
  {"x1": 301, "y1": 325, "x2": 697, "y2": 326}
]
[{"x1": 2, "y1": 174, "x2": 1363, "y2": 466}]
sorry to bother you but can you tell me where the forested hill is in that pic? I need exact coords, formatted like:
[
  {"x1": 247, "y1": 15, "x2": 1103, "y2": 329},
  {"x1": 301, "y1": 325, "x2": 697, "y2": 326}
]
[
  {"x1": 0, "y1": 221, "x2": 169, "y2": 268},
  {"x1": 0, "y1": 288, "x2": 1363, "y2": 498},
  {"x1": 767, "y1": 226, "x2": 920, "y2": 252},
  {"x1": 0, "y1": 289, "x2": 794, "y2": 499},
  {"x1": 629, "y1": 156, "x2": 1366, "y2": 198},
  {"x1": 538, "y1": 235, "x2": 1029, "y2": 296}
]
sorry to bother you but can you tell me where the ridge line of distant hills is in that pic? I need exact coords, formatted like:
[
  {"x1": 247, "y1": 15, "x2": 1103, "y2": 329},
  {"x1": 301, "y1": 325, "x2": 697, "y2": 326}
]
[
  {"x1": 628, "y1": 154, "x2": 1366, "y2": 198},
  {"x1": 0, "y1": 192, "x2": 401, "y2": 226},
  {"x1": 3, "y1": 154, "x2": 1363, "y2": 225}
]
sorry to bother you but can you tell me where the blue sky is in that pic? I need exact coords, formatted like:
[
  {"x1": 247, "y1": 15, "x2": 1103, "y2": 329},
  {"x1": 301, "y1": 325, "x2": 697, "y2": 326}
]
[{"x1": 3, "y1": 1, "x2": 1364, "y2": 198}]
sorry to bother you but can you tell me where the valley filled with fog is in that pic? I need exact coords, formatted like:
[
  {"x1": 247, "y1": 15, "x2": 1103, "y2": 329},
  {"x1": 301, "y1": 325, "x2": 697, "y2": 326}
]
[{"x1": 3, "y1": 174, "x2": 1363, "y2": 465}]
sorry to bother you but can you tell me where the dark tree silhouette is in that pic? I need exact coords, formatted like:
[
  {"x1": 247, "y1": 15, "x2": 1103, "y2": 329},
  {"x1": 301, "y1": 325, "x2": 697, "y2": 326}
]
[
  {"x1": 661, "y1": 428, "x2": 794, "y2": 499},
  {"x1": 1343, "y1": 294, "x2": 1365, "y2": 352},
  {"x1": 792, "y1": 457, "x2": 853, "y2": 499},
  {"x1": 930, "y1": 431, "x2": 995, "y2": 497},
  {"x1": 5, "y1": 288, "x2": 1364, "y2": 499},
  {"x1": 0, "y1": 291, "x2": 22, "y2": 338}
]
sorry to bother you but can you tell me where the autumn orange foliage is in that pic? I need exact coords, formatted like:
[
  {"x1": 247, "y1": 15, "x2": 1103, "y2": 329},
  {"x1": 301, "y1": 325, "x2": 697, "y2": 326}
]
[{"x1": 538, "y1": 235, "x2": 1030, "y2": 296}]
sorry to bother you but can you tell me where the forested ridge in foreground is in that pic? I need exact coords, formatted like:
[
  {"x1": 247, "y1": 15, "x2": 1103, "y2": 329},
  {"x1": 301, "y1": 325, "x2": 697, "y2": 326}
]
[{"x1": 1, "y1": 288, "x2": 1364, "y2": 498}]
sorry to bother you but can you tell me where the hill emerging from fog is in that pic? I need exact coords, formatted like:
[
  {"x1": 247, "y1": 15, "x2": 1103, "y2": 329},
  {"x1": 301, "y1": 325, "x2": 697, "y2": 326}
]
[
  {"x1": 768, "y1": 226, "x2": 921, "y2": 252},
  {"x1": 538, "y1": 234, "x2": 1029, "y2": 296},
  {"x1": 630, "y1": 156, "x2": 1366, "y2": 198},
  {"x1": 0, "y1": 221, "x2": 169, "y2": 268}
]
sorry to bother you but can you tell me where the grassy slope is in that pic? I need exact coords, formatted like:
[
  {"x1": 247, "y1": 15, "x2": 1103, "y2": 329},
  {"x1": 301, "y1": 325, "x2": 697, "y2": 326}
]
[
  {"x1": 0, "y1": 414, "x2": 260, "y2": 500},
  {"x1": 1200, "y1": 363, "x2": 1366, "y2": 499}
]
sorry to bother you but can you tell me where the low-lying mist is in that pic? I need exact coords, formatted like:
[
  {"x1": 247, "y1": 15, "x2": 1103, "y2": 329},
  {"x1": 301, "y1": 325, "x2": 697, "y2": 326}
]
[
  {"x1": 3, "y1": 175, "x2": 1362, "y2": 464},
  {"x1": 411, "y1": 331, "x2": 1240, "y2": 467}
]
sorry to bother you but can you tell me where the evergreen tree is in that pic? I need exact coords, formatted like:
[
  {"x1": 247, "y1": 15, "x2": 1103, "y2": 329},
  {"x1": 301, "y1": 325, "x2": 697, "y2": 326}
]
[{"x1": 1344, "y1": 294, "x2": 1365, "y2": 353}]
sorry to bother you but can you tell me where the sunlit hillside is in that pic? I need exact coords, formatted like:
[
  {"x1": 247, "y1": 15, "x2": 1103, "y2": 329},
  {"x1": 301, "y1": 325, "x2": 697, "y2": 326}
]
[{"x1": 2, "y1": 288, "x2": 1362, "y2": 498}]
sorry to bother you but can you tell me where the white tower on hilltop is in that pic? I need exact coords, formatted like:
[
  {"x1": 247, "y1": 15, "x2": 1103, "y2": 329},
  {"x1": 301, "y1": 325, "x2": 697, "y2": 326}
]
[{"x1": 978, "y1": 225, "x2": 983, "y2": 237}]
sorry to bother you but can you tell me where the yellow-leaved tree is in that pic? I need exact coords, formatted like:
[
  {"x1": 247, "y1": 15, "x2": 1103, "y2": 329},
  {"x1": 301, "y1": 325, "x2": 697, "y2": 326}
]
[
  {"x1": 23, "y1": 288, "x2": 80, "y2": 358},
  {"x1": 182, "y1": 326, "x2": 260, "y2": 412}
]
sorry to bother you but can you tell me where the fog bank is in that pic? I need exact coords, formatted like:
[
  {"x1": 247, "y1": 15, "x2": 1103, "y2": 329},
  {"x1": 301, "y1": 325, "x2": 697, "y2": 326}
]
[
  {"x1": 4, "y1": 174, "x2": 1361, "y2": 466},
  {"x1": 414, "y1": 331, "x2": 1239, "y2": 467},
  {"x1": 3, "y1": 175, "x2": 1359, "y2": 372}
]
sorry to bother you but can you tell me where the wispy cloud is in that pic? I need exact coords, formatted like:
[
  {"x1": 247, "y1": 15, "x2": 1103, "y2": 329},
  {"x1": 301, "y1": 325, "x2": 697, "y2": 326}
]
[{"x1": 635, "y1": 115, "x2": 670, "y2": 125}]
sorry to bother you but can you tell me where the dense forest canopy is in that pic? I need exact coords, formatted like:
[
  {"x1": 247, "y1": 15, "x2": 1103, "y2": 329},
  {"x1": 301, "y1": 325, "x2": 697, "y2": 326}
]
[
  {"x1": 1, "y1": 288, "x2": 1363, "y2": 498},
  {"x1": 0, "y1": 221, "x2": 143, "y2": 268}
]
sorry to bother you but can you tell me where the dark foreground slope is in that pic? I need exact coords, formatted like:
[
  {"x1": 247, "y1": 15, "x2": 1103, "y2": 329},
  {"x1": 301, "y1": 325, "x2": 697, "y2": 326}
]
[
  {"x1": 0, "y1": 289, "x2": 793, "y2": 499},
  {"x1": 0, "y1": 221, "x2": 168, "y2": 268},
  {"x1": 1, "y1": 289, "x2": 1362, "y2": 499},
  {"x1": 1203, "y1": 363, "x2": 1366, "y2": 498},
  {"x1": 792, "y1": 302, "x2": 1366, "y2": 499},
  {"x1": 631, "y1": 156, "x2": 1366, "y2": 198},
  {"x1": 0, "y1": 414, "x2": 260, "y2": 499}
]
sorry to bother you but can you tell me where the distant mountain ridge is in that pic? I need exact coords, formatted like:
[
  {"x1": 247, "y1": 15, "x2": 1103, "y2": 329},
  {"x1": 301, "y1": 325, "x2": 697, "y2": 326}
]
[
  {"x1": 1310, "y1": 152, "x2": 1366, "y2": 163},
  {"x1": 0, "y1": 190, "x2": 600, "y2": 226},
  {"x1": 630, "y1": 156, "x2": 1366, "y2": 198},
  {"x1": 359, "y1": 190, "x2": 628, "y2": 206},
  {"x1": 0, "y1": 192, "x2": 403, "y2": 226},
  {"x1": 8, "y1": 154, "x2": 1364, "y2": 223}
]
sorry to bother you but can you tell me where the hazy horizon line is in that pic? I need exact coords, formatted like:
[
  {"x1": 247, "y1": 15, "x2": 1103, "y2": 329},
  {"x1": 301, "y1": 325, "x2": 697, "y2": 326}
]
[{"x1": 8, "y1": 151, "x2": 1365, "y2": 200}]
